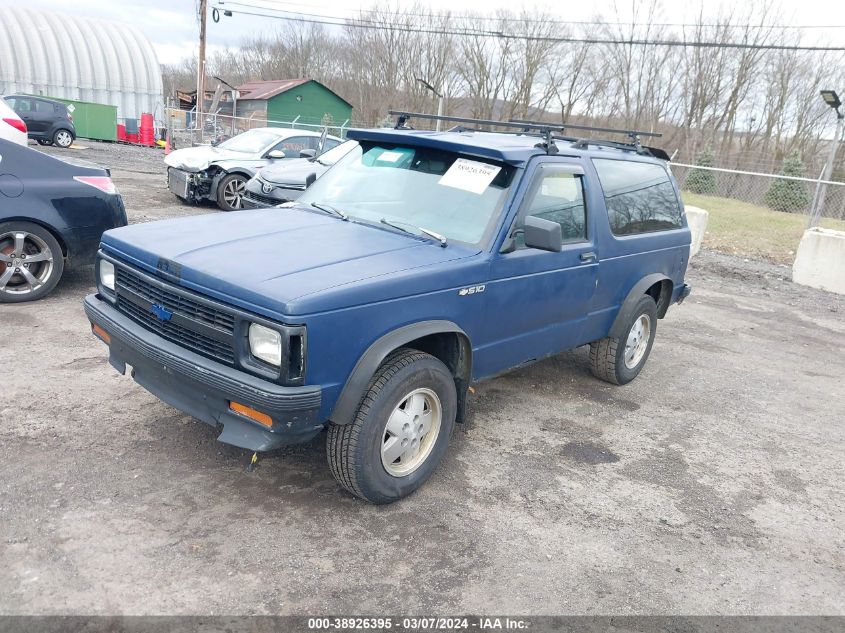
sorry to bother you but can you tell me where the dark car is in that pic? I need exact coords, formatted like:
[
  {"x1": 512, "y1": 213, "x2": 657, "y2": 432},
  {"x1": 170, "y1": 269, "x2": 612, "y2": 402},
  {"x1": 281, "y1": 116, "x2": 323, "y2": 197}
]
[
  {"x1": 3, "y1": 95, "x2": 77, "y2": 148},
  {"x1": 0, "y1": 139, "x2": 127, "y2": 302},
  {"x1": 84, "y1": 112, "x2": 691, "y2": 503},
  {"x1": 242, "y1": 140, "x2": 358, "y2": 208}
]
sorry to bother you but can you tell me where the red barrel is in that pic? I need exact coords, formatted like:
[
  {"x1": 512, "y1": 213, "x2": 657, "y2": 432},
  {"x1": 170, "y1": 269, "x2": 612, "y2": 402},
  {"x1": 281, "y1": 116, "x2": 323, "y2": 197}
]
[
  {"x1": 139, "y1": 113, "x2": 154, "y2": 146},
  {"x1": 116, "y1": 123, "x2": 126, "y2": 142}
]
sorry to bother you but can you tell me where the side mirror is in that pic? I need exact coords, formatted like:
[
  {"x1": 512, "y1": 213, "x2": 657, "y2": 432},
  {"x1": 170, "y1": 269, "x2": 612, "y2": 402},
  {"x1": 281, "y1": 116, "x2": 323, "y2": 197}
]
[
  {"x1": 523, "y1": 216, "x2": 562, "y2": 252},
  {"x1": 305, "y1": 172, "x2": 317, "y2": 188},
  {"x1": 299, "y1": 149, "x2": 317, "y2": 159},
  {"x1": 267, "y1": 150, "x2": 286, "y2": 159}
]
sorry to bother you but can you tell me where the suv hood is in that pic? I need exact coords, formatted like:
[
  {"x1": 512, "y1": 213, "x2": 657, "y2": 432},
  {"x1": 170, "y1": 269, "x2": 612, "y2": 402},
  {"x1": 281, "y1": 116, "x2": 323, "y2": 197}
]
[
  {"x1": 101, "y1": 208, "x2": 478, "y2": 317},
  {"x1": 164, "y1": 145, "x2": 251, "y2": 172},
  {"x1": 259, "y1": 158, "x2": 327, "y2": 185}
]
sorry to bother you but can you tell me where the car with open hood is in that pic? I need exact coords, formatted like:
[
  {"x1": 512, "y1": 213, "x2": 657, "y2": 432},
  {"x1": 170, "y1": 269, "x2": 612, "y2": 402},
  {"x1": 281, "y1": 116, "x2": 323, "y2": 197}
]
[
  {"x1": 242, "y1": 140, "x2": 358, "y2": 208},
  {"x1": 84, "y1": 112, "x2": 691, "y2": 504},
  {"x1": 164, "y1": 127, "x2": 341, "y2": 211}
]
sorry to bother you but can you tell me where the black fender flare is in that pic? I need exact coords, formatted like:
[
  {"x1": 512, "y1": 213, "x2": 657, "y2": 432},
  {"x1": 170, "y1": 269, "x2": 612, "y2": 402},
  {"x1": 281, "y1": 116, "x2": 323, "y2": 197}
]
[
  {"x1": 330, "y1": 320, "x2": 471, "y2": 425},
  {"x1": 608, "y1": 273, "x2": 672, "y2": 339}
]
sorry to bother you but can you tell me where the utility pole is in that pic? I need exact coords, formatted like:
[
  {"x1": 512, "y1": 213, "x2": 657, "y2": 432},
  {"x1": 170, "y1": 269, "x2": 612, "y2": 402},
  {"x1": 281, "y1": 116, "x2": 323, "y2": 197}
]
[{"x1": 195, "y1": 0, "x2": 207, "y2": 142}]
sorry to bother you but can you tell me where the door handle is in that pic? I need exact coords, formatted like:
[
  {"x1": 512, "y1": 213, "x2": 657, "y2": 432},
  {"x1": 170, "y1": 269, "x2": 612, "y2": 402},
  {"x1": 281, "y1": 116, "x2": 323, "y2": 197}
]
[{"x1": 580, "y1": 251, "x2": 596, "y2": 262}]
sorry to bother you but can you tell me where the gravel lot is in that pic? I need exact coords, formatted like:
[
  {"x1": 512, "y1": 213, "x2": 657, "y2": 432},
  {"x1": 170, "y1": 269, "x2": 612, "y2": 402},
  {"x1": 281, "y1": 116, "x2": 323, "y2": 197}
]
[{"x1": 1, "y1": 141, "x2": 844, "y2": 615}]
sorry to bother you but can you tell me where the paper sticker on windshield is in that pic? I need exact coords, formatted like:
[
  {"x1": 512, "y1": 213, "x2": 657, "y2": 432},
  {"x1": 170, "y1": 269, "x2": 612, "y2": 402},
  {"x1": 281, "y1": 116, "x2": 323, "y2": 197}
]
[
  {"x1": 438, "y1": 159, "x2": 501, "y2": 195},
  {"x1": 377, "y1": 150, "x2": 405, "y2": 163}
]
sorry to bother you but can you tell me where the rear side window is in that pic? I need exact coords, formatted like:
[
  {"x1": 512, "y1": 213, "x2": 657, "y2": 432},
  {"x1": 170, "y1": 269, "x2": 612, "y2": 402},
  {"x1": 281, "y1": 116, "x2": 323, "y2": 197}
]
[
  {"x1": 34, "y1": 100, "x2": 54, "y2": 113},
  {"x1": 593, "y1": 159, "x2": 682, "y2": 235}
]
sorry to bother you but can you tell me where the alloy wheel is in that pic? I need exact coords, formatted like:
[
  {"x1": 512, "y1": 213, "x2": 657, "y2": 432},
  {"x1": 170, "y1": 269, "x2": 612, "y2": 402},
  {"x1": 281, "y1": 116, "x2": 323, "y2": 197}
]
[
  {"x1": 223, "y1": 178, "x2": 246, "y2": 209},
  {"x1": 0, "y1": 231, "x2": 55, "y2": 296},
  {"x1": 381, "y1": 388, "x2": 443, "y2": 476},
  {"x1": 624, "y1": 314, "x2": 651, "y2": 369}
]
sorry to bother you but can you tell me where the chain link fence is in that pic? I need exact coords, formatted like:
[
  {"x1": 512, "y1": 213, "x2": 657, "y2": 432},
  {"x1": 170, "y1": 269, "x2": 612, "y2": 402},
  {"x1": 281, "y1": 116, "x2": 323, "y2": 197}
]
[
  {"x1": 670, "y1": 162, "x2": 845, "y2": 224},
  {"x1": 163, "y1": 107, "x2": 351, "y2": 150}
]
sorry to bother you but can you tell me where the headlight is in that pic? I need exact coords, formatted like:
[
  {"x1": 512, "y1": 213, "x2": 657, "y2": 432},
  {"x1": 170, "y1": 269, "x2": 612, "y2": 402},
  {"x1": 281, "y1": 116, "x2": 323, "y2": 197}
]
[
  {"x1": 249, "y1": 323, "x2": 282, "y2": 366},
  {"x1": 100, "y1": 259, "x2": 115, "y2": 291}
]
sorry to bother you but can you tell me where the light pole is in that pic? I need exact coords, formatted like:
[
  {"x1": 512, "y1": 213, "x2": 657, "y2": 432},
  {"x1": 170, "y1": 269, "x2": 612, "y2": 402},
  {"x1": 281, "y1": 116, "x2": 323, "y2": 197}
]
[
  {"x1": 415, "y1": 76, "x2": 444, "y2": 131},
  {"x1": 811, "y1": 90, "x2": 844, "y2": 227},
  {"x1": 214, "y1": 75, "x2": 239, "y2": 137}
]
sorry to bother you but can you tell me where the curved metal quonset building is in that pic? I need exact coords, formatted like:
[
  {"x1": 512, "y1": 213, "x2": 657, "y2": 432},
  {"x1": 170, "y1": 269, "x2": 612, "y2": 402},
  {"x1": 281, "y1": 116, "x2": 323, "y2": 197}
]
[{"x1": 0, "y1": 7, "x2": 163, "y2": 120}]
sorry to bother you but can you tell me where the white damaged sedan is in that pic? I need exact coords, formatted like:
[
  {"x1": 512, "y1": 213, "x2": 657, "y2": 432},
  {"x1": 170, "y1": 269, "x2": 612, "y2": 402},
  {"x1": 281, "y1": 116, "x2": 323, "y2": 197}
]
[{"x1": 165, "y1": 127, "x2": 341, "y2": 211}]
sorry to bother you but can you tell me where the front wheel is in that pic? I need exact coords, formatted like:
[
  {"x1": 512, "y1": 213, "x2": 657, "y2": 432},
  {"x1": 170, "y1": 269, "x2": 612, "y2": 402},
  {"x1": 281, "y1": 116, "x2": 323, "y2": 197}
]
[
  {"x1": 590, "y1": 295, "x2": 658, "y2": 385},
  {"x1": 216, "y1": 173, "x2": 247, "y2": 211},
  {"x1": 0, "y1": 221, "x2": 65, "y2": 303},
  {"x1": 327, "y1": 348, "x2": 457, "y2": 504}
]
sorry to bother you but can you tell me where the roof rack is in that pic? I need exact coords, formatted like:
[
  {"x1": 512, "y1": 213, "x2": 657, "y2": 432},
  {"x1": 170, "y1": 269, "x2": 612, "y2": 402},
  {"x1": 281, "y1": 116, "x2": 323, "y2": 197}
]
[
  {"x1": 387, "y1": 110, "x2": 666, "y2": 158},
  {"x1": 390, "y1": 110, "x2": 562, "y2": 154}
]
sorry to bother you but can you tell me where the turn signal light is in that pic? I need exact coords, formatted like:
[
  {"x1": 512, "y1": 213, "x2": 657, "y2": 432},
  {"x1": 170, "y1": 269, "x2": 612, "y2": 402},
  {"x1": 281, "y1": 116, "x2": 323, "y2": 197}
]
[
  {"x1": 91, "y1": 323, "x2": 110, "y2": 344},
  {"x1": 229, "y1": 401, "x2": 272, "y2": 427}
]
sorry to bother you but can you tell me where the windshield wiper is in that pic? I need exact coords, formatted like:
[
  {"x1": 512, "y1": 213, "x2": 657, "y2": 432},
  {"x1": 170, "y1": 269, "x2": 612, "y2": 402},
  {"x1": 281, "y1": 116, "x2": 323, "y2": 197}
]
[
  {"x1": 310, "y1": 202, "x2": 348, "y2": 220},
  {"x1": 379, "y1": 218, "x2": 447, "y2": 247}
]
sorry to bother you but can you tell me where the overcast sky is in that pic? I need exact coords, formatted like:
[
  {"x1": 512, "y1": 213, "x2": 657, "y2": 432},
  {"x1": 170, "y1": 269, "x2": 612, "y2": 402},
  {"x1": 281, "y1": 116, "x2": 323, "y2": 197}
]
[{"x1": 2, "y1": 0, "x2": 844, "y2": 65}]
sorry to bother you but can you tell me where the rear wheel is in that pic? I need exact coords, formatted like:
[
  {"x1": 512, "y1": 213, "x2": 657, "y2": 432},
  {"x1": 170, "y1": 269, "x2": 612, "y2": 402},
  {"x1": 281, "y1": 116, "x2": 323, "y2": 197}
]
[
  {"x1": 53, "y1": 129, "x2": 73, "y2": 148},
  {"x1": 590, "y1": 295, "x2": 658, "y2": 385},
  {"x1": 0, "y1": 221, "x2": 64, "y2": 303},
  {"x1": 216, "y1": 173, "x2": 247, "y2": 211},
  {"x1": 327, "y1": 349, "x2": 457, "y2": 504}
]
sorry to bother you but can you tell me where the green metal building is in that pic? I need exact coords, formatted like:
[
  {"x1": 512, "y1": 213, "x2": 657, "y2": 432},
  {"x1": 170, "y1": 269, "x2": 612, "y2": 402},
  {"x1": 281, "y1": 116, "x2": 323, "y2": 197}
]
[{"x1": 235, "y1": 79, "x2": 353, "y2": 131}]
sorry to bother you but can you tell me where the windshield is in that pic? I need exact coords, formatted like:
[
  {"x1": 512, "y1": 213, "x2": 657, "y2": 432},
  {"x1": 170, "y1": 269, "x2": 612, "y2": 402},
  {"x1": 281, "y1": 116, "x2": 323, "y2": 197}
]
[
  {"x1": 218, "y1": 129, "x2": 281, "y2": 153},
  {"x1": 298, "y1": 142, "x2": 514, "y2": 245},
  {"x1": 316, "y1": 140, "x2": 358, "y2": 165}
]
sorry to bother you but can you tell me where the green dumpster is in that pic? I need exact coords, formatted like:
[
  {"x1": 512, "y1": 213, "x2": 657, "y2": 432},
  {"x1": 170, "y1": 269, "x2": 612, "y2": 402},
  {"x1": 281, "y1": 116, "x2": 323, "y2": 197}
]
[{"x1": 49, "y1": 97, "x2": 118, "y2": 142}]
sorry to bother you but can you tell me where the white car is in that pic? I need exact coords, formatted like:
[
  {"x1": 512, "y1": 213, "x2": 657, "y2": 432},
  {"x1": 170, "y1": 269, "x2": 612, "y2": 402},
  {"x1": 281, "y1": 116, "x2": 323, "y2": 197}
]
[
  {"x1": 0, "y1": 99, "x2": 27, "y2": 146},
  {"x1": 164, "y1": 127, "x2": 342, "y2": 211}
]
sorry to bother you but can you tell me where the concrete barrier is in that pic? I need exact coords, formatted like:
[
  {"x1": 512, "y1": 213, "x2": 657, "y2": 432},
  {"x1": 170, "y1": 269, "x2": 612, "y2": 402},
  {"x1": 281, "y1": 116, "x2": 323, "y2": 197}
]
[
  {"x1": 792, "y1": 227, "x2": 845, "y2": 295},
  {"x1": 684, "y1": 205, "x2": 709, "y2": 257}
]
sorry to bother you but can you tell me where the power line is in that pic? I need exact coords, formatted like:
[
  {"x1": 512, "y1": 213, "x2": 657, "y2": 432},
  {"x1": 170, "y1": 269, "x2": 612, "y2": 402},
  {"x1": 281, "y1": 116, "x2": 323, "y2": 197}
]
[
  {"x1": 212, "y1": 2, "x2": 845, "y2": 52},
  {"x1": 221, "y1": 0, "x2": 845, "y2": 30}
]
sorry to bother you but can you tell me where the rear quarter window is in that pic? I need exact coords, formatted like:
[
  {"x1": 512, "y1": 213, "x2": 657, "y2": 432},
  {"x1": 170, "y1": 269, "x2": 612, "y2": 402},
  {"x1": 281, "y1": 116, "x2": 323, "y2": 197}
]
[{"x1": 592, "y1": 158, "x2": 683, "y2": 235}]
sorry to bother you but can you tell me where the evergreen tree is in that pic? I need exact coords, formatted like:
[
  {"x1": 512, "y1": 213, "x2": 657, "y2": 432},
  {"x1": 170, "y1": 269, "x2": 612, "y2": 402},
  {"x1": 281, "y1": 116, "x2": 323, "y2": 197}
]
[
  {"x1": 685, "y1": 147, "x2": 717, "y2": 195},
  {"x1": 765, "y1": 151, "x2": 810, "y2": 212}
]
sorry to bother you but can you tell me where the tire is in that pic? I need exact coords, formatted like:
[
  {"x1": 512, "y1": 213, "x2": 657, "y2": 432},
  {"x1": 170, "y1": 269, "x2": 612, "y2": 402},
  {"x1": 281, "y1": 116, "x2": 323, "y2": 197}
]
[
  {"x1": 53, "y1": 129, "x2": 74, "y2": 148},
  {"x1": 36, "y1": 138, "x2": 52, "y2": 146},
  {"x1": 216, "y1": 173, "x2": 247, "y2": 211},
  {"x1": 590, "y1": 295, "x2": 658, "y2": 385},
  {"x1": 0, "y1": 221, "x2": 65, "y2": 303},
  {"x1": 327, "y1": 348, "x2": 457, "y2": 504}
]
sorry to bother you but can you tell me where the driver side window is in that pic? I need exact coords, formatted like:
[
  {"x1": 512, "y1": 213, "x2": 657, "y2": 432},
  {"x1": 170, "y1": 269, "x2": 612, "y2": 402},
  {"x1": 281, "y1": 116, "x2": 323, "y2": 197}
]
[
  {"x1": 517, "y1": 166, "x2": 587, "y2": 247},
  {"x1": 272, "y1": 135, "x2": 316, "y2": 157}
]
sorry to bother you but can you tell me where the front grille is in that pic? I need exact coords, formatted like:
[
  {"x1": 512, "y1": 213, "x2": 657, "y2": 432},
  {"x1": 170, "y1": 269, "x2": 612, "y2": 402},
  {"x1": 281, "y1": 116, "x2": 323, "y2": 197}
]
[
  {"x1": 243, "y1": 190, "x2": 279, "y2": 207},
  {"x1": 117, "y1": 296, "x2": 235, "y2": 364},
  {"x1": 116, "y1": 267, "x2": 234, "y2": 331},
  {"x1": 114, "y1": 265, "x2": 236, "y2": 365}
]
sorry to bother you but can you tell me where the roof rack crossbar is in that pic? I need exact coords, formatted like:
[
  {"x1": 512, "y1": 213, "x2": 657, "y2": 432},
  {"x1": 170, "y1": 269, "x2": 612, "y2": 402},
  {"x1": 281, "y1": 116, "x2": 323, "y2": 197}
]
[
  {"x1": 387, "y1": 111, "x2": 669, "y2": 159},
  {"x1": 390, "y1": 110, "x2": 566, "y2": 133},
  {"x1": 508, "y1": 118, "x2": 662, "y2": 139}
]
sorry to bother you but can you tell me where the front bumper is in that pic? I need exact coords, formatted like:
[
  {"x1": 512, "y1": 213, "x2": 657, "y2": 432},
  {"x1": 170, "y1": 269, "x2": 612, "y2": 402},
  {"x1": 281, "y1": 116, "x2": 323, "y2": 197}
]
[{"x1": 84, "y1": 294, "x2": 323, "y2": 451}]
